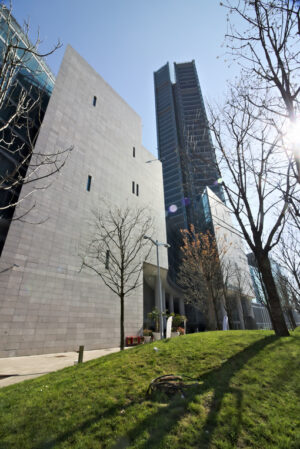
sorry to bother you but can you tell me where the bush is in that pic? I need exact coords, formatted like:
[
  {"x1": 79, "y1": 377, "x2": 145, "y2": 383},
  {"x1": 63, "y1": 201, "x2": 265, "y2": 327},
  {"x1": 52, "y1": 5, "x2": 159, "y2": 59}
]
[{"x1": 171, "y1": 314, "x2": 186, "y2": 331}]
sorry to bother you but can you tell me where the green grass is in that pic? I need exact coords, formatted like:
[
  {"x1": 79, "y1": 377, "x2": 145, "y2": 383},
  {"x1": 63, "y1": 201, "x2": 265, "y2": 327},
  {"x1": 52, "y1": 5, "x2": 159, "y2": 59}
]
[{"x1": 0, "y1": 329, "x2": 299, "y2": 449}]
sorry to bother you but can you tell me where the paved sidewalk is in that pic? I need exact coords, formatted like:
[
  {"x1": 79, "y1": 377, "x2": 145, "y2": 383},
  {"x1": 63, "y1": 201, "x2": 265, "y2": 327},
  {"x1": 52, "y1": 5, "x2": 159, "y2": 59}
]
[{"x1": 0, "y1": 347, "x2": 120, "y2": 388}]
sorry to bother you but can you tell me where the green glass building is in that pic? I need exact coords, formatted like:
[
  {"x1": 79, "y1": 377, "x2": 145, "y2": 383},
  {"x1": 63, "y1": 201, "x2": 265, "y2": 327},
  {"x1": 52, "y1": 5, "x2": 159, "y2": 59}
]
[{"x1": 0, "y1": 6, "x2": 55, "y2": 253}]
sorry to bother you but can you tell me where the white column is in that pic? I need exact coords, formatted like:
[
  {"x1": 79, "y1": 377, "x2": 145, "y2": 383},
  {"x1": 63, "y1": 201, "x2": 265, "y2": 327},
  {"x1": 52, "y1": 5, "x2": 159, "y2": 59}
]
[
  {"x1": 179, "y1": 297, "x2": 185, "y2": 316},
  {"x1": 169, "y1": 294, "x2": 174, "y2": 313},
  {"x1": 242, "y1": 297, "x2": 255, "y2": 318}
]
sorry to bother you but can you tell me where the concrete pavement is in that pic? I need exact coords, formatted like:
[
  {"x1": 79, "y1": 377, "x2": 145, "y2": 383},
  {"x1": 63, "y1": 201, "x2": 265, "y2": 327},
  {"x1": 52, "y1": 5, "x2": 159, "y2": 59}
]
[{"x1": 0, "y1": 347, "x2": 121, "y2": 388}]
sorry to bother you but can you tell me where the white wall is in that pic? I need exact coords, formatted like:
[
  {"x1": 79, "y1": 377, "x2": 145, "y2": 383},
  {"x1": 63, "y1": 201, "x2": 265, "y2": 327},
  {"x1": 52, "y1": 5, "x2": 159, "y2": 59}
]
[{"x1": 0, "y1": 45, "x2": 167, "y2": 356}]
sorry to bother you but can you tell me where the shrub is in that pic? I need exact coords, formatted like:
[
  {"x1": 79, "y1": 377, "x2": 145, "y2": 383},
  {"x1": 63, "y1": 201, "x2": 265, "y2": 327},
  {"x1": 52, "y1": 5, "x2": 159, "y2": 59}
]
[{"x1": 171, "y1": 314, "x2": 186, "y2": 331}]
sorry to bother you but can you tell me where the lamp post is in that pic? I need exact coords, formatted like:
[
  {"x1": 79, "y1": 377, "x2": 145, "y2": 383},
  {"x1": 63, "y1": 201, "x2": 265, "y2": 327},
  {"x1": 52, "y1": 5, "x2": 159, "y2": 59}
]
[{"x1": 144, "y1": 235, "x2": 170, "y2": 340}]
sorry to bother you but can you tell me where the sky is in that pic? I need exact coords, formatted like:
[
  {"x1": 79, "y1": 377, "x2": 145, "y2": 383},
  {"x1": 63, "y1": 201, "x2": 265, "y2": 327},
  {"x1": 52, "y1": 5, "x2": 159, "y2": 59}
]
[{"x1": 11, "y1": 0, "x2": 236, "y2": 157}]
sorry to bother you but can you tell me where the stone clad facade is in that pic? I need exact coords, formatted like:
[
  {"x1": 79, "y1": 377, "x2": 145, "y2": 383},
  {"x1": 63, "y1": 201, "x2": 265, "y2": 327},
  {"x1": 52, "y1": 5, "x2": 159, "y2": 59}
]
[
  {"x1": 0, "y1": 46, "x2": 168, "y2": 357},
  {"x1": 205, "y1": 187, "x2": 255, "y2": 328}
]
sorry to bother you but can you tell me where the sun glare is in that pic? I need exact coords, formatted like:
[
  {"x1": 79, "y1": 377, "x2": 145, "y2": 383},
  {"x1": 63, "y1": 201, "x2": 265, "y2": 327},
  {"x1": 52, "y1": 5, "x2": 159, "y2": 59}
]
[{"x1": 284, "y1": 118, "x2": 300, "y2": 150}]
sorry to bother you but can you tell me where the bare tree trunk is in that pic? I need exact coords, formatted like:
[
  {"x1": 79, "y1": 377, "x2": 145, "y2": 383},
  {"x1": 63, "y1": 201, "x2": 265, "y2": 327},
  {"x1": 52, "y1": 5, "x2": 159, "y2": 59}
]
[
  {"x1": 207, "y1": 289, "x2": 218, "y2": 330},
  {"x1": 224, "y1": 293, "x2": 234, "y2": 330},
  {"x1": 256, "y1": 254, "x2": 289, "y2": 337},
  {"x1": 120, "y1": 293, "x2": 125, "y2": 351},
  {"x1": 209, "y1": 284, "x2": 221, "y2": 330},
  {"x1": 257, "y1": 269, "x2": 275, "y2": 330},
  {"x1": 213, "y1": 301, "x2": 221, "y2": 330},
  {"x1": 82, "y1": 205, "x2": 153, "y2": 351},
  {"x1": 236, "y1": 295, "x2": 245, "y2": 330},
  {"x1": 226, "y1": 309, "x2": 234, "y2": 330}
]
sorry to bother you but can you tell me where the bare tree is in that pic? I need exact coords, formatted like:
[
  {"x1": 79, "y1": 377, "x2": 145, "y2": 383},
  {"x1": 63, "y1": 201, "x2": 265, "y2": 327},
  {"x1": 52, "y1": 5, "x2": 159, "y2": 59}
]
[
  {"x1": 219, "y1": 260, "x2": 241, "y2": 329},
  {"x1": 81, "y1": 205, "x2": 153, "y2": 350},
  {"x1": 222, "y1": 0, "x2": 300, "y2": 181},
  {"x1": 0, "y1": 4, "x2": 72, "y2": 231},
  {"x1": 275, "y1": 225, "x2": 300, "y2": 314},
  {"x1": 177, "y1": 240, "x2": 210, "y2": 327},
  {"x1": 250, "y1": 247, "x2": 298, "y2": 329},
  {"x1": 219, "y1": 259, "x2": 236, "y2": 329},
  {"x1": 209, "y1": 86, "x2": 298, "y2": 336},
  {"x1": 231, "y1": 262, "x2": 255, "y2": 329},
  {"x1": 178, "y1": 226, "x2": 226, "y2": 330},
  {"x1": 248, "y1": 253, "x2": 277, "y2": 328},
  {"x1": 275, "y1": 268, "x2": 297, "y2": 329}
]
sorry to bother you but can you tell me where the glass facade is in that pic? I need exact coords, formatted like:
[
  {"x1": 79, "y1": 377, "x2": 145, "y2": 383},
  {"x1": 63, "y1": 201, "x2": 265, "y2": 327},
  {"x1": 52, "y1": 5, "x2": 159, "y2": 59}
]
[
  {"x1": 154, "y1": 61, "x2": 225, "y2": 280},
  {"x1": 0, "y1": 6, "x2": 55, "y2": 253}
]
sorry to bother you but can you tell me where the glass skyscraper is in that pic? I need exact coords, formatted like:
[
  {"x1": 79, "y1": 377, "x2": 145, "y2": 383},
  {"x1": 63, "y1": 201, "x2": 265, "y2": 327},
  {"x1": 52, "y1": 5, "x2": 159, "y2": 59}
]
[
  {"x1": 154, "y1": 60, "x2": 224, "y2": 280},
  {"x1": 0, "y1": 6, "x2": 55, "y2": 253}
]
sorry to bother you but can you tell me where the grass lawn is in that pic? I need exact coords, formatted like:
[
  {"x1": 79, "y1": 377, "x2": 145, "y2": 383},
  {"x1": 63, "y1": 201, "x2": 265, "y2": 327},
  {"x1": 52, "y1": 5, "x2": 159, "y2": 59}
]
[{"x1": 0, "y1": 329, "x2": 299, "y2": 449}]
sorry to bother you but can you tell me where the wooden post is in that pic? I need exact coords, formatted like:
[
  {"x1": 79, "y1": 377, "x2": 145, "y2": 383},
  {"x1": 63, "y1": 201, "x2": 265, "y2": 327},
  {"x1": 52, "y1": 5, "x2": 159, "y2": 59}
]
[{"x1": 78, "y1": 345, "x2": 84, "y2": 364}]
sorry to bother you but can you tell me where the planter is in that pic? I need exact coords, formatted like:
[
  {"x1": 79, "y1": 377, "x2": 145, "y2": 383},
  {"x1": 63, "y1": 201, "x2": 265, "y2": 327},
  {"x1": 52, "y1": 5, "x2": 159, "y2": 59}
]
[
  {"x1": 171, "y1": 331, "x2": 180, "y2": 337},
  {"x1": 144, "y1": 336, "x2": 152, "y2": 343},
  {"x1": 152, "y1": 332, "x2": 161, "y2": 341}
]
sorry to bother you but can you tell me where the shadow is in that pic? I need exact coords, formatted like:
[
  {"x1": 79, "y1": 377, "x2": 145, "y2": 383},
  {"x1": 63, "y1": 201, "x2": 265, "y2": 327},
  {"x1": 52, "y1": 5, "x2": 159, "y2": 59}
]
[
  {"x1": 117, "y1": 334, "x2": 278, "y2": 449},
  {"x1": 31, "y1": 334, "x2": 279, "y2": 449},
  {"x1": 0, "y1": 372, "x2": 52, "y2": 378},
  {"x1": 33, "y1": 398, "x2": 147, "y2": 449}
]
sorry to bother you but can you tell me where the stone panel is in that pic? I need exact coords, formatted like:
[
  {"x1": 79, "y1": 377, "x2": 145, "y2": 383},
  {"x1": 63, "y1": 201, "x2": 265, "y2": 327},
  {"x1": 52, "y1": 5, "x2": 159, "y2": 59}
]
[{"x1": 0, "y1": 46, "x2": 167, "y2": 356}]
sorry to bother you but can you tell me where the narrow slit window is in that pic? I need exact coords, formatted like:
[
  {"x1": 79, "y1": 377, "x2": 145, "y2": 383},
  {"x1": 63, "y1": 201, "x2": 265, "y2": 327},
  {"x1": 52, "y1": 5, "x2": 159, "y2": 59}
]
[
  {"x1": 136, "y1": 184, "x2": 139, "y2": 196},
  {"x1": 133, "y1": 146, "x2": 135, "y2": 157},
  {"x1": 132, "y1": 181, "x2": 135, "y2": 194},
  {"x1": 93, "y1": 96, "x2": 97, "y2": 107},
  {"x1": 105, "y1": 250, "x2": 110, "y2": 269},
  {"x1": 87, "y1": 175, "x2": 92, "y2": 191}
]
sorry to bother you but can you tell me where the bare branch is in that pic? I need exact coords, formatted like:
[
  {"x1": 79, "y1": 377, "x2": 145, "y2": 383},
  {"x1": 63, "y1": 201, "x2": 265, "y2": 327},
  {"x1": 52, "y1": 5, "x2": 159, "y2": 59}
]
[
  {"x1": 0, "y1": 3, "x2": 71, "y2": 251},
  {"x1": 81, "y1": 203, "x2": 153, "y2": 350},
  {"x1": 221, "y1": 0, "x2": 300, "y2": 180},
  {"x1": 208, "y1": 81, "x2": 295, "y2": 336}
]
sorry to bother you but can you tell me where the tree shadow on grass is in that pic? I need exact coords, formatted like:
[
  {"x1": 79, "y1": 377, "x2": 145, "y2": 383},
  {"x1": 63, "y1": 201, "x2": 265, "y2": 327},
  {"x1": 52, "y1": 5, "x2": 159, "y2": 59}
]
[
  {"x1": 32, "y1": 401, "x2": 141, "y2": 449},
  {"x1": 31, "y1": 334, "x2": 282, "y2": 449},
  {"x1": 114, "y1": 334, "x2": 279, "y2": 449}
]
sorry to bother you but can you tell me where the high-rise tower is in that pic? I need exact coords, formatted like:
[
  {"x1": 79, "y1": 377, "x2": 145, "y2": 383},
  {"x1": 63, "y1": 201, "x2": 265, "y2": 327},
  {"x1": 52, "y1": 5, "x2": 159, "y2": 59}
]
[
  {"x1": 154, "y1": 61, "x2": 224, "y2": 280},
  {"x1": 0, "y1": 6, "x2": 55, "y2": 253}
]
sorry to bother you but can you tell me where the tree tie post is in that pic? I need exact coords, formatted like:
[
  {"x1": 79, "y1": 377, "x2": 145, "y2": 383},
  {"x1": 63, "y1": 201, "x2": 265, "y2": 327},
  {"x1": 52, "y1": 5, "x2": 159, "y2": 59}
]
[{"x1": 77, "y1": 345, "x2": 84, "y2": 364}]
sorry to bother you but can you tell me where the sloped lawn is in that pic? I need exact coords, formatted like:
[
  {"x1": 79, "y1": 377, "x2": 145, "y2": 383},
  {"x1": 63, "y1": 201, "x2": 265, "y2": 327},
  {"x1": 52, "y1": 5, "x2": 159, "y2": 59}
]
[{"x1": 0, "y1": 329, "x2": 299, "y2": 449}]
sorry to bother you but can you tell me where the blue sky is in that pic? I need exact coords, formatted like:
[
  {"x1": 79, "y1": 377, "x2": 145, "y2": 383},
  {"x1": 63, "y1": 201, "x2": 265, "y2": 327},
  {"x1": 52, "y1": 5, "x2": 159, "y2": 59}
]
[{"x1": 12, "y1": 0, "x2": 236, "y2": 156}]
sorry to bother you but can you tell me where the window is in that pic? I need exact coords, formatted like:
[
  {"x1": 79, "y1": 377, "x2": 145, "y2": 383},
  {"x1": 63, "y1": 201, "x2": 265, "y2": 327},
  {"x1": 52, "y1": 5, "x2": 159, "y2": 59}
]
[
  {"x1": 93, "y1": 96, "x2": 97, "y2": 107},
  {"x1": 132, "y1": 181, "x2": 135, "y2": 194},
  {"x1": 87, "y1": 175, "x2": 92, "y2": 191},
  {"x1": 136, "y1": 184, "x2": 139, "y2": 196},
  {"x1": 133, "y1": 146, "x2": 135, "y2": 157},
  {"x1": 105, "y1": 250, "x2": 110, "y2": 269}
]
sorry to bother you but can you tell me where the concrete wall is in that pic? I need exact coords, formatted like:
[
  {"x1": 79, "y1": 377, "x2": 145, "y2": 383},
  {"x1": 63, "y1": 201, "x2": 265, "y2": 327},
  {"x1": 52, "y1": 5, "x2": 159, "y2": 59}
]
[{"x1": 0, "y1": 45, "x2": 167, "y2": 357}]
